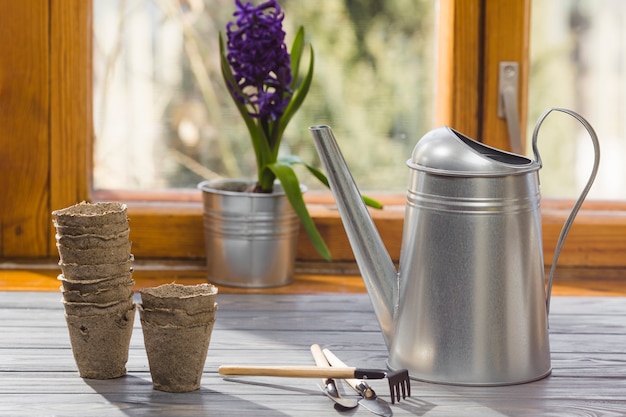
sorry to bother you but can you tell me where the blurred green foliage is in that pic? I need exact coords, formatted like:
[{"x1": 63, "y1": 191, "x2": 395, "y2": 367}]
[{"x1": 93, "y1": 0, "x2": 435, "y2": 191}]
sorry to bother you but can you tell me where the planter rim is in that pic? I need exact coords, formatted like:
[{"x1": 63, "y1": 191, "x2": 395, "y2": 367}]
[
  {"x1": 198, "y1": 179, "x2": 306, "y2": 197},
  {"x1": 140, "y1": 282, "x2": 218, "y2": 300}
]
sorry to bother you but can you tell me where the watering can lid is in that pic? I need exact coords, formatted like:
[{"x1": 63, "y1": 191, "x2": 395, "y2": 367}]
[{"x1": 408, "y1": 126, "x2": 539, "y2": 176}]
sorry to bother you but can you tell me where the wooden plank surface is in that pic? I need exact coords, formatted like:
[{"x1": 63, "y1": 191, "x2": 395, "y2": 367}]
[{"x1": 0, "y1": 293, "x2": 625, "y2": 416}]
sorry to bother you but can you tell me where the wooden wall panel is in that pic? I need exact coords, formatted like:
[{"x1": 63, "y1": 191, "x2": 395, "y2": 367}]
[
  {"x1": 481, "y1": 0, "x2": 530, "y2": 149},
  {"x1": 435, "y1": 0, "x2": 482, "y2": 138},
  {"x1": 0, "y1": 2, "x2": 50, "y2": 257},
  {"x1": 436, "y1": 0, "x2": 530, "y2": 148},
  {"x1": 49, "y1": 0, "x2": 92, "y2": 255}
]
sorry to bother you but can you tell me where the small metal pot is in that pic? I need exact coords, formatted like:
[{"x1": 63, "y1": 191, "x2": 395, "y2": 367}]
[{"x1": 198, "y1": 179, "x2": 301, "y2": 288}]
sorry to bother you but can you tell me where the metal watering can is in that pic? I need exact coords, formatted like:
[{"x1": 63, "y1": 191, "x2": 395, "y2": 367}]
[{"x1": 309, "y1": 108, "x2": 600, "y2": 386}]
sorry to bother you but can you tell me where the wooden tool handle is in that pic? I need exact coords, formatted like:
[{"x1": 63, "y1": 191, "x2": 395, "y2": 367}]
[
  {"x1": 218, "y1": 365, "x2": 356, "y2": 379},
  {"x1": 310, "y1": 344, "x2": 330, "y2": 368},
  {"x1": 322, "y1": 348, "x2": 361, "y2": 391}
]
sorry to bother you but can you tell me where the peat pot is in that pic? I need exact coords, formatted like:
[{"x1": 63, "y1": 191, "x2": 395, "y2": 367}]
[{"x1": 198, "y1": 179, "x2": 301, "y2": 288}]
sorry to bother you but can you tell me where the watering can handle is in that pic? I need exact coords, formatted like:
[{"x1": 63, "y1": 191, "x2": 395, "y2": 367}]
[{"x1": 531, "y1": 108, "x2": 601, "y2": 315}]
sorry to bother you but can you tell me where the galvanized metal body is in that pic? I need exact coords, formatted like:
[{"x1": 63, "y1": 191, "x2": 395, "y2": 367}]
[
  {"x1": 198, "y1": 179, "x2": 300, "y2": 288},
  {"x1": 389, "y1": 128, "x2": 550, "y2": 384},
  {"x1": 310, "y1": 112, "x2": 599, "y2": 387}
]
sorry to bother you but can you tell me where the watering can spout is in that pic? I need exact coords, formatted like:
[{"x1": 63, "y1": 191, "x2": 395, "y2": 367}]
[{"x1": 309, "y1": 125, "x2": 398, "y2": 348}]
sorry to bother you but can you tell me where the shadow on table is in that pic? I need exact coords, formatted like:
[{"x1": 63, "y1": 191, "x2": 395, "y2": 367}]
[
  {"x1": 84, "y1": 374, "x2": 290, "y2": 417},
  {"x1": 222, "y1": 376, "x2": 437, "y2": 416},
  {"x1": 402, "y1": 377, "x2": 558, "y2": 417}
]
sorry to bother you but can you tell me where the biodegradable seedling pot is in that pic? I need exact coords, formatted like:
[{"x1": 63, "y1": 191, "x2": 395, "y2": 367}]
[
  {"x1": 140, "y1": 283, "x2": 218, "y2": 314},
  {"x1": 56, "y1": 241, "x2": 132, "y2": 265},
  {"x1": 65, "y1": 303, "x2": 136, "y2": 379},
  {"x1": 139, "y1": 317, "x2": 216, "y2": 392},
  {"x1": 59, "y1": 260, "x2": 133, "y2": 281},
  {"x1": 61, "y1": 280, "x2": 135, "y2": 304},
  {"x1": 52, "y1": 201, "x2": 128, "y2": 228},
  {"x1": 62, "y1": 295, "x2": 134, "y2": 317},
  {"x1": 58, "y1": 274, "x2": 133, "y2": 293},
  {"x1": 54, "y1": 221, "x2": 130, "y2": 238},
  {"x1": 137, "y1": 303, "x2": 217, "y2": 327},
  {"x1": 56, "y1": 229, "x2": 130, "y2": 249}
]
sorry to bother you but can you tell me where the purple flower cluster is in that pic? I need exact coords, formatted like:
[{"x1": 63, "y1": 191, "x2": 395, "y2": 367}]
[{"x1": 225, "y1": 0, "x2": 293, "y2": 120}]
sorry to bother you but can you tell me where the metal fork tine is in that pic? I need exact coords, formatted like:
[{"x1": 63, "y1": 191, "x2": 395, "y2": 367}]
[
  {"x1": 386, "y1": 369, "x2": 411, "y2": 404},
  {"x1": 389, "y1": 382, "x2": 397, "y2": 404},
  {"x1": 388, "y1": 376, "x2": 398, "y2": 403}
]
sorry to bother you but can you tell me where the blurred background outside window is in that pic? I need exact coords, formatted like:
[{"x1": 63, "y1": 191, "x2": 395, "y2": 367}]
[
  {"x1": 93, "y1": 0, "x2": 626, "y2": 200},
  {"x1": 528, "y1": 0, "x2": 626, "y2": 200},
  {"x1": 93, "y1": 0, "x2": 435, "y2": 192}
]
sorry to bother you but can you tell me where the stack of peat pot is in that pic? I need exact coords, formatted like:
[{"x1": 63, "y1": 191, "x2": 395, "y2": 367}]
[
  {"x1": 138, "y1": 283, "x2": 218, "y2": 392},
  {"x1": 52, "y1": 201, "x2": 135, "y2": 379}
]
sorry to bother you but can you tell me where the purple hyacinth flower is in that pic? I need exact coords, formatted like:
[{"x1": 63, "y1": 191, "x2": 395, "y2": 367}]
[{"x1": 225, "y1": 0, "x2": 293, "y2": 120}]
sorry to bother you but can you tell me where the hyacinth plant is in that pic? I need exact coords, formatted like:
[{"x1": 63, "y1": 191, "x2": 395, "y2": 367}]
[{"x1": 220, "y1": 0, "x2": 380, "y2": 261}]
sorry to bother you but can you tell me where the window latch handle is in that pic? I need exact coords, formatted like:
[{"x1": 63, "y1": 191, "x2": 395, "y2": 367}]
[{"x1": 497, "y1": 61, "x2": 522, "y2": 154}]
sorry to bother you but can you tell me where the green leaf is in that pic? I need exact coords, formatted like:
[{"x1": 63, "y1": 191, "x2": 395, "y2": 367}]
[
  {"x1": 289, "y1": 27, "x2": 305, "y2": 90},
  {"x1": 278, "y1": 45, "x2": 314, "y2": 142},
  {"x1": 277, "y1": 155, "x2": 384, "y2": 209},
  {"x1": 362, "y1": 195, "x2": 383, "y2": 209},
  {"x1": 267, "y1": 161, "x2": 332, "y2": 261},
  {"x1": 278, "y1": 155, "x2": 329, "y2": 187}
]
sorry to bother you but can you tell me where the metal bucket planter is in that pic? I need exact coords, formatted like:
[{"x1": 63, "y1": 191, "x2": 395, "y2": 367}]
[{"x1": 198, "y1": 179, "x2": 302, "y2": 288}]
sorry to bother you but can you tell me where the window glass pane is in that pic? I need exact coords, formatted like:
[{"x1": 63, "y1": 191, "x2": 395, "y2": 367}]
[
  {"x1": 93, "y1": 0, "x2": 436, "y2": 192},
  {"x1": 529, "y1": 0, "x2": 626, "y2": 200}
]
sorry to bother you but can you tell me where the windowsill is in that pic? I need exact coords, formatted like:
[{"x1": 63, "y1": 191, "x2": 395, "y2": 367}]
[
  {"x1": 1, "y1": 260, "x2": 625, "y2": 296},
  {"x1": 89, "y1": 191, "x2": 626, "y2": 268}
]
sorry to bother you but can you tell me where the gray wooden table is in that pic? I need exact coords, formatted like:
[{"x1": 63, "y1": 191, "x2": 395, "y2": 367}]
[{"x1": 1, "y1": 292, "x2": 625, "y2": 416}]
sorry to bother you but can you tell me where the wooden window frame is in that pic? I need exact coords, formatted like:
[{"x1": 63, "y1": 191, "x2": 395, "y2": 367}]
[{"x1": 1, "y1": 0, "x2": 625, "y2": 269}]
